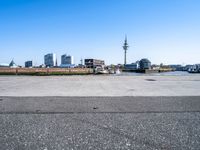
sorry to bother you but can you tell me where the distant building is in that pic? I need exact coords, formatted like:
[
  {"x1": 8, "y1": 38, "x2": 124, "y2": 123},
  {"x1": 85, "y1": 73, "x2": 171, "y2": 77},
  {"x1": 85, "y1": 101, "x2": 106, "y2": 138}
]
[
  {"x1": 78, "y1": 64, "x2": 85, "y2": 68},
  {"x1": 9, "y1": 60, "x2": 18, "y2": 68},
  {"x1": 25, "y1": 61, "x2": 33, "y2": 68},
  {"x1": 151, "y1": 64, "x2": 160, "y2": 70},
  {"x1": 60, "y1": 64, "x2": 75, "y2": 68},
  {"x1": 85, "y1": 59, "x2": 105, "y2": 68},
  {"x1": 124, "y1": 61, "x2": 140, "y2": 71},
  {"x1": 0, "y1": 63, "x2": 9, "y2": 67},
  {"x1": 39, "y1": 64, "x2": 46, "y2": 68},
  {"x1": 183, "y1": 65, "x2": 193, "y2": 71},
  {"x1": 78, "y1": 58, "x2": 85, "y2": 68},
  {"x1": 139, "y1": 58, "x2": 151, "y2": 70},
  {"x1": 188, "y1": 64, "x2": 200, "y2": 73},
  {"x1": 61, "y1": 54, "x2": 74, "y2": 65},
  {"x1": 44, "y1": 53, "x2": 56, "y2": 67},
  {"x1": 60, "y1": 54, "x2": 74, "y2": 68},
  {"x1": 168, "y1": 65, "x2": 183, "y2": 71}
]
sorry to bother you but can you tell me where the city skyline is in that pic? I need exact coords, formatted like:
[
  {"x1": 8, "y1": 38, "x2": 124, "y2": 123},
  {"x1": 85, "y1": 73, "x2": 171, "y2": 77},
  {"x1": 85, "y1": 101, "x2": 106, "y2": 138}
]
[{"x1": 0, "y1": 0, "x2": 200, "y2": 66}]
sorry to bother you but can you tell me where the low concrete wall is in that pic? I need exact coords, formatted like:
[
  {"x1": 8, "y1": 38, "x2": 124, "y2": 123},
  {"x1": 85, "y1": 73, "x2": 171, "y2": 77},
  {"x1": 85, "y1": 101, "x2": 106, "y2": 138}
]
[{"x1": 0, "y1": 68, "x2": 93, "y2": 75}]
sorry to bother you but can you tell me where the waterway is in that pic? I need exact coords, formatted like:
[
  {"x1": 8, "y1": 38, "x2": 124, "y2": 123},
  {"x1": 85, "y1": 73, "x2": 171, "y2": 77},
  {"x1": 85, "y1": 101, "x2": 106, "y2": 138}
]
[{"x1": 116, "y1": 71, "x2": 199, "y2": 76}]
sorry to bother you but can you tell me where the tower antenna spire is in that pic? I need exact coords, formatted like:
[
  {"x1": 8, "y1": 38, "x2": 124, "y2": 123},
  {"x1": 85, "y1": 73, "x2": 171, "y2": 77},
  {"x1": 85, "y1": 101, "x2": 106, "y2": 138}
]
[{"x1": 123, "y1": 35, "x2": 129, "y2": 65}]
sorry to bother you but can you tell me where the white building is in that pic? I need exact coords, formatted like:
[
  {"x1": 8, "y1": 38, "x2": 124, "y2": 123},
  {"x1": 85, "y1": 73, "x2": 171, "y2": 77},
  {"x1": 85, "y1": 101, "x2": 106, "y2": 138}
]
[
  {"x1": 0, "y1": 63, "x2": 9, "y2": 67},
  {"x1": 44, "y1": 53, "x2": 57, "y2": 67},
  {"x1": 61, "y1": 54, "x2": 74, "y2": 65}
]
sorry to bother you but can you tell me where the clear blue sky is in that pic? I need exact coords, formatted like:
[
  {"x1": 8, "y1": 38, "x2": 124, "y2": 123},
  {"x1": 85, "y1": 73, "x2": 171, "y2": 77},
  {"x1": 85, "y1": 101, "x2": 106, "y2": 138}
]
[{"x1": 0, "y1": 0, "x2": 200, "y2": 66}]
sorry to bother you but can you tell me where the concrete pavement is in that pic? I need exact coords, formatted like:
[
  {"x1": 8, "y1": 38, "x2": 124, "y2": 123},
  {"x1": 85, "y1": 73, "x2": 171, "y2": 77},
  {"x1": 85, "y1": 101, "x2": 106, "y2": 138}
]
[{"x1": 0, "y1": 75, "x2": 200, "y2": 96}]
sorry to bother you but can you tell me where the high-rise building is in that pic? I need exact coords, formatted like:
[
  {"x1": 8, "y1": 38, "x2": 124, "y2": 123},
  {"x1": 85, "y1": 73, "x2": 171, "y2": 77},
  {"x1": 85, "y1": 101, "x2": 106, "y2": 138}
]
[
  {"x1": 61, "y1": 54, "x2": 74, "y2": 65},
  {"x1": 44, "y1": 53, "x2": 56, "y2": 67},
  {"x1": 25, "y1": 61, "x2": 33, "y2": 68}
]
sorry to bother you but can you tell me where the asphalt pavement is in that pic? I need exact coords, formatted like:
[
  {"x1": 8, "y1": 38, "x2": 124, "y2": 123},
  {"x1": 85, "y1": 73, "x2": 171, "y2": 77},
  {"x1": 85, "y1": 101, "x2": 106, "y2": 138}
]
[{"x1": 0, "y1": 96, "x2": 200, "y2": 150}]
